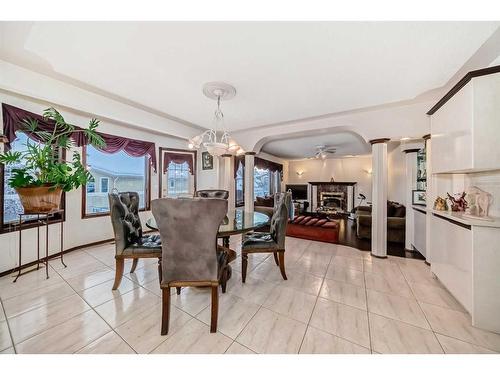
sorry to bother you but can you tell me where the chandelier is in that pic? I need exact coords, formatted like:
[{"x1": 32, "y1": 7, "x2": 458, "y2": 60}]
[{"x1": 188, "y1": 82, "x2": 242, "y2": 157}]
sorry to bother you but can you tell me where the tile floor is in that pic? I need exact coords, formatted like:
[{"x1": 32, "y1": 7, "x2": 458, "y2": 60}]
[{"x1": 0, "y1": 235, "x2": 499, "y2": 354}]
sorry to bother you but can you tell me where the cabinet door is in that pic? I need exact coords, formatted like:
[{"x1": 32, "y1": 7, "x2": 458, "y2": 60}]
[
  {"x1": 431, "y1": 83, "x2": 474, "y2": 173},
  {"x1": 430, "y1": 214, "x2": 472, "y2": 312}
]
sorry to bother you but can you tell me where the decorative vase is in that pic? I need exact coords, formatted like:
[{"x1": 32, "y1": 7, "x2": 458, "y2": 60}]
[{"x1": 15, "y1": 186, "x2": 63, "y2": 214}]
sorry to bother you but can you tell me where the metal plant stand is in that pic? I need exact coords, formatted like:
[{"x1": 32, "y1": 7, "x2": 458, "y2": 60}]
[{"x1": 14, "y1": 209, "x2": 66, "y2": 282}]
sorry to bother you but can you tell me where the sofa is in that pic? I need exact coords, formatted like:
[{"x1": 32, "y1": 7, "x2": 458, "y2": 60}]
[
  {"x1": 254, "y1": 195, "x2": 275, "y2": 217},
  {"x1": 355, "y1": 201, "x2": 406, "y2": 243}
]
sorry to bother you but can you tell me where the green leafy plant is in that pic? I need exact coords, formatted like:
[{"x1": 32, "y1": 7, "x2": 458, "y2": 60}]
[{"x1": 0, "y1": 108, "x2": 105, "y2": 192}]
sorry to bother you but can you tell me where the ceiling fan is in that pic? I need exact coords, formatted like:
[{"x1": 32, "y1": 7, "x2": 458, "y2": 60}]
[{"x1": 314, "y1": 145, "x2": 336, "y2": 159}]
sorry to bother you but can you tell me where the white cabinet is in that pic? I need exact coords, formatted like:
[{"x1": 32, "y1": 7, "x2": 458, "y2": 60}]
[
  {"x1": 412, "y1": 207, "x2": 426, "y2": 258},
  {"x1": 431, "y1": 73, "x2": 500, "y2": 174}
]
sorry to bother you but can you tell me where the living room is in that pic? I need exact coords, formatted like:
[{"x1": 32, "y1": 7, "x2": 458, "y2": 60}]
[{"x1": 1, "y1": 2, "x2": 500, "y2": 373}]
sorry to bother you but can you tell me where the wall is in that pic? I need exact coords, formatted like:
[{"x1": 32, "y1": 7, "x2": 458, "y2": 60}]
[
  {"x1": 0, "y1": 90, "x2": 201, "y2": 274},
  {"x1": 287, "y1": 156, "x2": 372, "y2": 203},
  {"x1": 285, "y1": 144, "x2": 407, "y2": 206}
]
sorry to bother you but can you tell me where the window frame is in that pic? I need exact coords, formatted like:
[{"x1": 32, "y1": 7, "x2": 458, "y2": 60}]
[
  {"x1": 235, "y1": 159, "x2": 245, "y2": 207},
  {"x1": 0, "y1": 132, "x2": 66, "y2": 233},
  {"x1": 158, "y1": 147, "x2": 197, "y2": 198},
  {"x1": 81, "y1": 144, "x2": 151, "y2": 219}
]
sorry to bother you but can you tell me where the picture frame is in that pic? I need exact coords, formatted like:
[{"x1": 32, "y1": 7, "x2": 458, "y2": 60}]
[
  {"x1": 412, "y1": 190, "x2": 426, "y2": 206},
  {"x1": 202, "y1": 151, "x2": 214, "y2": 170}
]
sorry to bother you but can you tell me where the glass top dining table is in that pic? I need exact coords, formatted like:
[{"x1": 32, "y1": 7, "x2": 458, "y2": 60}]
[{"x1": 145, "y1": 209, "x2": 270, "y2": 237}]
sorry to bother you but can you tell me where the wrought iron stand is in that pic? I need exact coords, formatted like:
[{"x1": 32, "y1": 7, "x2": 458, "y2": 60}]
[{"x1": 14, "y1": 209, "x2": 66, "y2": 282}]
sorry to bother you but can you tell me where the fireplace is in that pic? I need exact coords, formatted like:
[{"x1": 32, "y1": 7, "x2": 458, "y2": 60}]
[
  {"x1": 308, "y1": 181, "x2": 357, "y2": 214},
  {"x1": 319, "y1": 192, "x2": 345, "y2": 212}
]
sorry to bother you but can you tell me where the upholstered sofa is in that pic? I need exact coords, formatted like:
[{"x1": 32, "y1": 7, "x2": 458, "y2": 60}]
[
  {"x1": 254, "y1": 195, "x2": 275, "y2": 217},
  {"x1": 355, "y1": 202, "x2": 406, "y2": 243}
]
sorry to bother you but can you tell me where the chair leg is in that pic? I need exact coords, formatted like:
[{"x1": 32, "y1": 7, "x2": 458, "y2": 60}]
[
  {"x1": 130, "y1": 258, "x2": 139, "y2": 273},
  {"x1": 221, "y1": 268, "x2": 228, "y2": 294},
  {"x1": 176, "y1": 287, "x2": 181, "y2": 295},
  {"x1": 278, "y1": 251, "x2": 287, "y2": 280},
  {"x1": 241, "y1": 253, "x2": 248, "y2": 283},
  {"x1": 112, "y1": 258, "x2": 125, "y2": 290},
  {"x1": 158, "y1": 258, "x2": 162, "y2": 283},
  {"x1": 210, "y1": 285, "x2": 218, "y2": 333},
  {"x1": 273, "y1": 252, "x2": 279, "y2": 266},
  {"x1": 161, "y1": 287, "x2": 171, "y2": 335}
]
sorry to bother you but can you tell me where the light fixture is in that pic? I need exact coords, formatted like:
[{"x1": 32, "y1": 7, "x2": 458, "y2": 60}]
[
  {"x1": 188, "y1": 82, "x2": 242, "y2": 157},
  {"x1": 296, "y1": 170, "x2": 304, "y2": 177}
]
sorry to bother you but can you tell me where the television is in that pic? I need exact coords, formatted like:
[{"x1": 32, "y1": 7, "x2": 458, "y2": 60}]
[{"x1": 285, "y1": 184, "x2": 308, "y2": 200}]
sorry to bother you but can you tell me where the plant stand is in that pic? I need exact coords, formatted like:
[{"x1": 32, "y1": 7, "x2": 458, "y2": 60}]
[{"x1": 14, "y1": 209, "x2": 66, "y2": 282}]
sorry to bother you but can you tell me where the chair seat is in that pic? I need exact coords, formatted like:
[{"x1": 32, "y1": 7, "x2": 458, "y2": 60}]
[
  {"x1": 122, "y1": 234, "x2": 162, "y2": 256},
  {"x1": 241, "y1": 232, "x2": 279, "y2": 251}
]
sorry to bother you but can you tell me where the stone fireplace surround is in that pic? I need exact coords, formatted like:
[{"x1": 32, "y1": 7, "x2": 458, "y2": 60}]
[{"x1": 309, "y1": 181, "x2": 357, "y2": 213}]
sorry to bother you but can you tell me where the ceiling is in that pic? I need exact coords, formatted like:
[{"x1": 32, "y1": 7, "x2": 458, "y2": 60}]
[
  {"x1": 261, "y1": 131, "x2": 370, "y2": 159},
  {"x1": 1, "y1": 22, "x2": 499, "y2": 133}
]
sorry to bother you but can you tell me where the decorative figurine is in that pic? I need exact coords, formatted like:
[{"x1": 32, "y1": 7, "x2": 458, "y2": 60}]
[
  {"x1": 447, "y1": 192, "x2": 468, "y2": 212},
  {"x1": 433, "y1": 196, "x2": 448, "y2": 211},
  {"x1": 464, "y1": 186, "x2": 494, "y2": 221}
]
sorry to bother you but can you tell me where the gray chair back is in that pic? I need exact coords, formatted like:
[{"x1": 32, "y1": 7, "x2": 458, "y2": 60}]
[
  {"x1": 195, "y1": 190, "x2": 229, "y2": 200},
  {"x1": 108, "y1": 192, "x2": 143, "y2": 254},
  {"x1": 152, "y1": 198, "x2": 228, "y2": 284},
  {"x1": 269, "y1": 193, "x2": 291, "y2": 249}
]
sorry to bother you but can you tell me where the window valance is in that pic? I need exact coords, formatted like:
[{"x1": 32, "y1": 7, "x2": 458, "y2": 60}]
[
  {"x1": 2, "y1": 103, "x2": 157, "y2": 172},
  {"x1": 255, "y1": 156, "x2": 283, "y2": 174},
  {"x1": 163, "y1": 152, "x2": 195, "y2": 174}
]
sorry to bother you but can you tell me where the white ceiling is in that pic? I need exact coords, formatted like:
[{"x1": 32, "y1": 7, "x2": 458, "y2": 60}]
[
  {"x1": 261, "y1": 131, "x2": 370, "y2": 159},
  {"x1": 1, "y1": 21, "x2": 498, "y2": 133}
]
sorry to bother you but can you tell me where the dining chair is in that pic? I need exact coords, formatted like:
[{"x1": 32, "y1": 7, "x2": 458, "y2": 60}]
[
  {"x1": 152, "y1": 197, "x2": 229, "y2": 334},
  {"x1": 240, "y1": 192, "x2": 292, "y2": 282},
  {"x1": 108, "y1": 192, "x2": 162, "y2": 290},
  {"x1": 194, "y1": 189, "x2": 229, "y2": 199}
]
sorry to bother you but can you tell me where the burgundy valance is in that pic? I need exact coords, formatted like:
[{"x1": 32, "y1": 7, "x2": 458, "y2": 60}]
[
  {"x1": 2, "y1": 103, "x2": 157, "y2": 171},
  {"x1": 255, "y1": 156, "x2": 283, "y2": 175},
  {"x1": 163, "y1": 152, "x2": 195, "y2": 174}
]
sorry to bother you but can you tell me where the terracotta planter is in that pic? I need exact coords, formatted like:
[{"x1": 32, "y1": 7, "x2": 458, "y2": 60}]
[{"x1": 15, "y1": 186, "x2": 63, "y2": 214}]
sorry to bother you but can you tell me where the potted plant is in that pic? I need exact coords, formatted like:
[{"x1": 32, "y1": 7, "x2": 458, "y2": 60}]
[{"x1": 0, "y1": 107, "x2": 105, "y2": 213}]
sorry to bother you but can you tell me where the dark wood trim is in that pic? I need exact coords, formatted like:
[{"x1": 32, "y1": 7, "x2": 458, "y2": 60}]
[
  {"x1": 369, "y1": 138, "x2": 391, "y2": 145},
  {"x1": 424, "y1": 260, "x2": 431, "y2": 266},
  {"x1": 221, "y1": 154, "x2": 232, "y2": 158},
  {"x1": 427, "y1": 65, "x2": 500, "y2": 115},
  {"x1": 432, "y1": 212, "x2": 471, "y2": 230},
  {"x1": 81, "y1": 144, "x2": 152, "y2": 219},
  {"x1": 422, "y1": 134, "x2": 431, "y2": 141},
  {"x1": 403, "y1": 148, "x2": 421, "y2": 154},
  {"x1": 0, "y1": 237, "x2": 115, "y2": 278},
  {"x1": 158, "y1": 147, "x2": 197, "y2": 199},
  {"x1": 244, "y1": 151, "x2": 256, "y2": 155},
  {"x1": 413, "y1": 207, "x2": 427, "y2": 215},
  {"x1": 308, "y1": 181, "x2": 357, "y2": 186}
]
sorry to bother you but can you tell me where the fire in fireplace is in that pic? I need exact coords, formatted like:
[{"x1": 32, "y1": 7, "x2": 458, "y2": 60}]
[{"x1": 319, "y1": 191, "x2": 345, "y2": 213}]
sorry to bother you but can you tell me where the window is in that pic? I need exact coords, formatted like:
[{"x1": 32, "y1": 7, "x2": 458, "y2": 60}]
[
  {"x1": 100, "y1": 177, "x2": 109, "y2": 193},
  {"x1": 2, "y1": 132, "x2": 65, "y2": 229},
  {"x1": 254, "y1": 167, "x2": 271, "y2": 199},
  {"x1": 83, "y1": 145, "x2": 149, "y2": 216},
  {"x1": 235, "y1": 161, "x2": 244, "y2": 206},
  {"x1": 167, "y1": 161, "x2": 190, "y2": 197}
]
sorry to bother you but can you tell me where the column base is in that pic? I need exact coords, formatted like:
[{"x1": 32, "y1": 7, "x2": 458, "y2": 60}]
[{"x1": 370, "y1": 253, "x2": 388, "y2": 259}]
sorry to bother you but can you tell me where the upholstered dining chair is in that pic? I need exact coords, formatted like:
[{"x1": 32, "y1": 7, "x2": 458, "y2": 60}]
[
  {"x1": 194, "y1": 189, "x2": 229, "y2": 199},
  {"x1": 241, "y1": 192, "x2": 292, "y2": 282},
  {"x1": 151, "y1": 197, "x2": 229, "y2": 334},
  {"x1": 108, "y1": 192, "x2": 162, "y2": 290}
]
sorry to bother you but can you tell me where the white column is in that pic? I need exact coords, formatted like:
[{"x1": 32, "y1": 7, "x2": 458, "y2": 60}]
[
  {"x1": 221, "y1": 154, "x2": 235, "y2": 210},
  {"x1": 244, "y1": 152, "x2": 255, "y2": 212},
  {"x1": 404, "y1": 150, "x2": 419, "y2": 251},
  {"x1": 424, "y1": 135, "x2": 433, "y2": 264},
  {"x1": 370, "y1": 139, "x2": 389, "y2": 258}
]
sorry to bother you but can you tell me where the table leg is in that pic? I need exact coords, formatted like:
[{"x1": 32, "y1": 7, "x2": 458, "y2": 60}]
[
  {"x1": 60, "y1": 219, "x2": 66, "y2": 268},
  {"x1": 14, "y1": 216, "x2": 22, "y2": 283},
  {"x1": 45, "y1": 215, "x2": 49, "y2": 279}
]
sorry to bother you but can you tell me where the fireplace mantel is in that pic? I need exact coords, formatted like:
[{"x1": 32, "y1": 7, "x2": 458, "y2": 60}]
[{"x1": 308, "y1": 181, "x2": 357, "y2": 186}]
